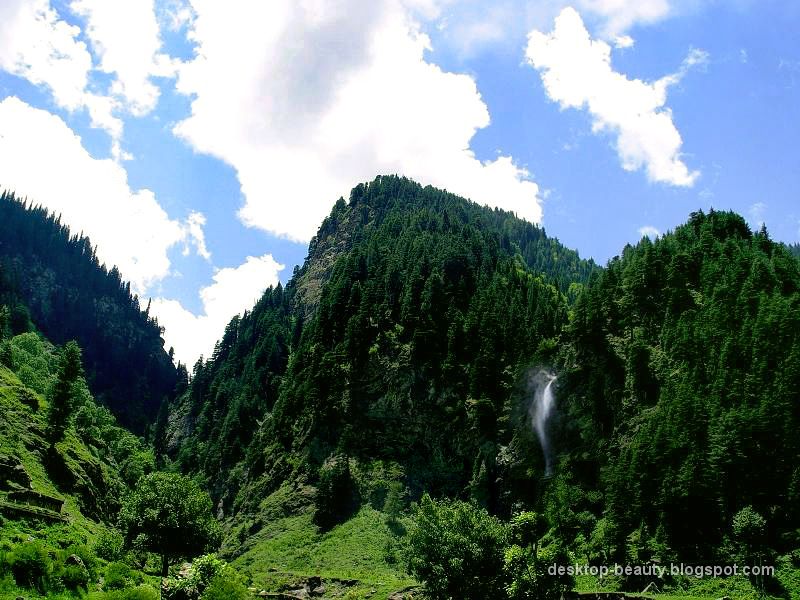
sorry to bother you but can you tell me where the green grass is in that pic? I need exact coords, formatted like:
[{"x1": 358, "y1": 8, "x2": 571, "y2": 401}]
[
  {"x1": 233, "y1": 503, "x2": 416, "y2": 599},
  {"x1": 0, "y1": 366, "x2": 101, "y2": 540}
]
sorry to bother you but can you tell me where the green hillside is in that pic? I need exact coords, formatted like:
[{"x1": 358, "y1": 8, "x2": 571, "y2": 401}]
[{"x1": 0, "y1": 191, "x2": 179, "y2": 431}]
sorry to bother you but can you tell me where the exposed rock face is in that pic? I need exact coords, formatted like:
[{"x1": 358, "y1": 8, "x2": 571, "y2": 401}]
[{"x1": 0, "y1": 455, "x2": 32, "y2": 489}]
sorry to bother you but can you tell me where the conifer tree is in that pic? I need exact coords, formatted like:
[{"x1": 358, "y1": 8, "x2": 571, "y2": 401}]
[{"x1": 47, "y1": 341, "x2": 83, "y2": 444}]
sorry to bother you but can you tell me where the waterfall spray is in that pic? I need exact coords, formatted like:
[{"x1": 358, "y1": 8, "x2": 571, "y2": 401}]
[{"x1": 530, "y1": 371, "x2": 557, "y2": 476}]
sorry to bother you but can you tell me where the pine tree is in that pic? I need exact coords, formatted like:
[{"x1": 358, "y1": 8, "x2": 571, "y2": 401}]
[{"x1": 47, "y1": 341, "x2": 83, "y2": 444}]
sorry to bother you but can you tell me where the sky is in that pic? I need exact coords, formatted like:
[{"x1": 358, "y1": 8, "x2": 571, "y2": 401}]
[{"x1": 0, "y1": 0, "x2": 798, "y2": 366}]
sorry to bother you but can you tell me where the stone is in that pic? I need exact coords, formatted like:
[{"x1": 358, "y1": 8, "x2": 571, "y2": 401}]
[{"x1": 65, "y1": 554, "x2": 85, "y2": 568}]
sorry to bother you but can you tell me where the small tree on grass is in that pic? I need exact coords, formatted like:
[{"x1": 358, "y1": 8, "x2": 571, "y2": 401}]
[
  {"x1": 119, "y1": 472, "x2": 221, "y2": 576},
  {"x1": 732, "y1": 506, "x2": 768, "y2": 594},
  {"x1": 408, "y1": 494, "x2": 509, "y2": 600},
  {"x1": 47, "y1": 341, "x2": 83, "y2": 445}
]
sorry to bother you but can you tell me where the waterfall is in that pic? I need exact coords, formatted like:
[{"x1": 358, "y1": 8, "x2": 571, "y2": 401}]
[{"x1": 531, "y1": 371, "x2": 557, "y2": 476}]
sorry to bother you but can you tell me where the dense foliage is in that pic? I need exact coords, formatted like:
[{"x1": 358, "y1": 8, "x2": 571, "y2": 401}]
[
  {"x1": 554, "y1": 211, "x2": 800, "y2": 564},
  {"x1": 0, "y1": 190, "x2": 178, "y2": 430}
]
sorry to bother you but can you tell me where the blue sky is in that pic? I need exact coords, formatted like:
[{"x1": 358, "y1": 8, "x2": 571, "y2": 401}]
[{"x1": 0, "y1": 0, "x2": 797, "y2": 365}]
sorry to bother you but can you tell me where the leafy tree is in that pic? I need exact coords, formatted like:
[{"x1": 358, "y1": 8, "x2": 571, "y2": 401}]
[
  {"x1": 408, "y1": 494, "x2": 509, "y2": 599},
  {"x1": 119, "y1": 472, "x2": 221, "y2": 576},
  {"x1": 46, "y1": 340, "x2": 83, "y2": 444}
]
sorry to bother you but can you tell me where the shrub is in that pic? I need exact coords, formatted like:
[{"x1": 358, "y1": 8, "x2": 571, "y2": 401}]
[
  {"x1": 90, "y1": 585, "x2": 160, "y2": 600},
  {"x1": 94, "y1": 529, "x2": 125, "y2": 562},
  {"x1": 61, "y1": 562, "x2": 90, "y2": 589},
  {"x1": 9, "y1": 540, "x2": 51, "y2": 593},
  {"x1": 201, "y1": 571, "x2": 250, "y2": 600},
  {"x1": 504, "y1": 538, "x2": 573, "y2": 600},
  {"x1": 105, "y1": 561, "x2": 134, "y2": 590},
  {"x1": 121, "y1": 585, "x2": 159, "y2": 600}
]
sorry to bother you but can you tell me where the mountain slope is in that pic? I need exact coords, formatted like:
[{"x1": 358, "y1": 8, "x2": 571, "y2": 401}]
[
  {"x1": 553, "y1": 211, "x2": 800, "y2": 562},
  {"x1": 0, "y1": 191, "x2": 179, "y2": 430},
  {"x1": 162, "y1": 175, "x2": 598, "y2": 521}
]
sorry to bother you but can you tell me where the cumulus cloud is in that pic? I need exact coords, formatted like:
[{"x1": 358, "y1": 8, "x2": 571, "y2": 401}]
[
  {"x1": 0, "y1": 0, "x2": 92, "y2": 111},
  {"x1": 71, "y1": 0, "x2": 176, "y2": 115},
  {"x1": 0, "y1": 0, "x2": 174, "y2": 158},
  {"x1": 172, "y1": 0, "x2": 542, "y2": 243},
  {"x1": 526, "y1": 7, "x2": 702, "y2": 187},
  {"x1": 150, "y1": 255, "x2": 284, "y2": 366},
  {"x1": 0, "y1": 96, "x2": 204, "y2": 293},
  {"x1": 638, "y1": 225, "x2": 660, "y2": 238},
  {"x1": 576, "y1": 0, "x2": 670, "y2": 36}
]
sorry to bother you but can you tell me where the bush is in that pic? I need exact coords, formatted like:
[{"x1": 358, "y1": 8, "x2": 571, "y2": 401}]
[
  {"x1": 201, "y1": 571, "x2": 250, "y2": 600},
  {"x1": 89, "y1": 585, "x2": 160, "y2": 600},
  {"x1": 504, "y1": 539, "x2": 573, "y2": 600},
  {"x1": 105, "y1": 561, "x2": 134, "y2": 590},
  {"x1": 121, "y1": 585, "x2": 160, "y2": 600},
  {"x1": 94, "y1": 529, "x2": 125, "y2": 562},
  {"x1": 61, "y1": 562, "x2": 90, "y2": 589},
  {"x1": 163, "y1": 554, "x2": 237, "y2": 600},
  {"x1": 408, "y1": 494, "x2": 509, "y2": 600},
  {"x1": 9, "y1": 540, "x2": 51, "y2": 593}
]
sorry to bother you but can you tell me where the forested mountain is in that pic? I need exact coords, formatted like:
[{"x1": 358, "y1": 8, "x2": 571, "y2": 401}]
[
  {"x1": 0, "y1": 191, "x2": 179, "y2": 431},
  {"x1": 789, "y1": 242, "x2": 800, "y2": 259},
  {"x1": 162, "y1": 175, "x2": 598, "y2": 517},
  {"x1": 553, "y1": 211, "x2": 800, "y2": 562},
  {"x1": 4, "y1": 175, "x2": 798, "y2": 599},
  {"x1": 163, "y1": 182, "x2": 800, "y2": 597}
]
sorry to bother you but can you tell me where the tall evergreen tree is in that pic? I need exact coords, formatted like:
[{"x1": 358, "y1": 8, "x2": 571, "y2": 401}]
[{"x1": 47, "y1": 341, "x2": 83, "y2": 444}]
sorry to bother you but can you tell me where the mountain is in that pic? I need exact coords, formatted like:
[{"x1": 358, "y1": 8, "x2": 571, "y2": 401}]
[
  {"x1": 163, "y1": 185, "x2": 799, "y2": 592},
  {"x1": 553, "y1": 211, "x2": 800, "y2": 562},
  {"x1": 0, "y1": 191, "x2": 179, "y2": 431},
  {"x1": 161, "y1": 175, "x2": 598, "y2": 521},
  {"x1": 2, "y1": 174, "x2": 799, "y2": 599}
]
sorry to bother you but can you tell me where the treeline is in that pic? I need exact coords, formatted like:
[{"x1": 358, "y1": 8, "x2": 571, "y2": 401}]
[{"x1": 0, "y1": 190, "x2": 178, "y2": 431}]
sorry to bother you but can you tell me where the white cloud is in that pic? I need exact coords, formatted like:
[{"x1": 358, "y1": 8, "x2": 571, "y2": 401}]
[
  {"x1": 0, "y1": 0, "x2": 175, "y2": 158},
  {"x1": 417, "y1": 0, "x2": 692, "y2": 58},
  {"x1": 576, "y1": 0, "x2": 670, "y2": 36},
  {"x1": 183, "y1": 211, "x2": 211, "y2": 260},
  {"x1": 0, "y1": 0, "x2": 92, "y2": 111},
  {"x1": 71, "y1": 0, "x2": 176, "y2": 116},
  {"x1": 0, "y1": 96, "x2": 203, "y2": 293},
  {"x1": 526, "y1": 7, "x2": 702, "y2": 187},
  {"x1": 158, "y1": 0, "x2": 195, "y2": 32},
  {"x1": 150, "y1": 255, "x2": 284, "y2": 366},
  {"x1": 613, "y1": 34, "x2": 634, "y2": 49},
  {"x1": 638, "y1": 225, "x2": 660, "y2": 238},
  {"x1": 173, "y1": 0, "x2": 542, "y2": 243}
]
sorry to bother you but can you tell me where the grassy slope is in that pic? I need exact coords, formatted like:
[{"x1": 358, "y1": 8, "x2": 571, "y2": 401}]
[
  {"x1": 232, "y1": 502, "x2": 415, "y2": 599},
  {"x1": 0, "y1": 365, "x2": 97, "y2": 534}
]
